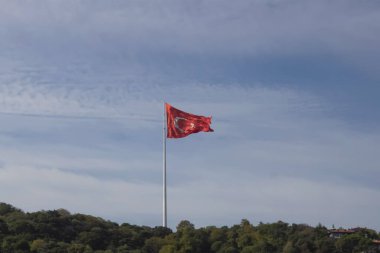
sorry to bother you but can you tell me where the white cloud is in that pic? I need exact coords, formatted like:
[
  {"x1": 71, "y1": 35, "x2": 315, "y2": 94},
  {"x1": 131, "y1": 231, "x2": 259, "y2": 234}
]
[
  {"x1": 169, "y1": 176, "x2": 380, "y2": 229},
  {"x1": 0, "y1": 0, "x2": 379, "y2": 61},
  {"x1": 0, "y1": 165, "x2": 161, "y2": 224}
]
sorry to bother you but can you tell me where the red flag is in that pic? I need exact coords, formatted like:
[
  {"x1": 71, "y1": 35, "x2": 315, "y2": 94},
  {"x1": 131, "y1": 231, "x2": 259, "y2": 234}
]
[{"x1": 166, "y1": 103, "x2": 213, "y2": 138}]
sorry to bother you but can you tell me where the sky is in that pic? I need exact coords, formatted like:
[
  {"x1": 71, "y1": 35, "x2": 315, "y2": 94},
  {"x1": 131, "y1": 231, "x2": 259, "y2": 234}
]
[{"x1": 0, "y1": 0, "x2": 380, "y2": 231}]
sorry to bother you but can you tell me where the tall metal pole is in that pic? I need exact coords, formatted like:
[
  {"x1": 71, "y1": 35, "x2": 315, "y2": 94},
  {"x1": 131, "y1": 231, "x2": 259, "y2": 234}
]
[{"x1": 163, "y1": 103, "x2": 167, "y2": 227}]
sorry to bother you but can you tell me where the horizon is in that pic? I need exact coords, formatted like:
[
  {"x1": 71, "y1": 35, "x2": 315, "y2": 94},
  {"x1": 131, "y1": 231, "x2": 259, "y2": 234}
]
[{"x1": 3, "y1": 201, "x2": 379, "y2": 233}]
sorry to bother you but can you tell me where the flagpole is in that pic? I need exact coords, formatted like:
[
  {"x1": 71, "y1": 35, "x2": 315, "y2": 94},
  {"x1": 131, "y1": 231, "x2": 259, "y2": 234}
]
[{"x1": 163, "y1": 102, "x2": 167, "y2": 227}]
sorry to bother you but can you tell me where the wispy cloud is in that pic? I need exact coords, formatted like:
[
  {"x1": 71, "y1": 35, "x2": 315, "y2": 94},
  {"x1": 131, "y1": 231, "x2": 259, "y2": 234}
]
[
  {"x1": 1, "y1": 82, "x2": 379, "y2": 229},
  {"x1": 1, "y1": 0, "x2": 379, "y2": 56},
  {"x1": 0, "y1": 0, "x2": 379, "y2": 83},
  {"x1": 0, "y1": 166, "x2": 161, "y2": 224}
]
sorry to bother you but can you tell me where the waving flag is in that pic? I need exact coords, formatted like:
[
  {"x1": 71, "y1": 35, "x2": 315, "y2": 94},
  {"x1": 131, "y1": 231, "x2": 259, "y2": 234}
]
[{"x1": 165, "y1": 103, "x2": 213, "y2": 138}]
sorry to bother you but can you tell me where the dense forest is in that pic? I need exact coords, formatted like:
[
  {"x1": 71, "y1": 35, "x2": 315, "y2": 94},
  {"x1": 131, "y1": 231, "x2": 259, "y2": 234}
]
[{"x1": 0, "y1": 203, "x2": 379, "y2": 253}]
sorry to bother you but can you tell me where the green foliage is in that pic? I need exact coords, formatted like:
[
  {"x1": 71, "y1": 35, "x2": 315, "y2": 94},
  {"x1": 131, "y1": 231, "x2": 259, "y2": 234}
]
[
  {"x1": 335, "y1": 233, "x2": 372, "y2": 253},
  {"x1": 0, "y1": 203, "x2": 23, "y2": 216},
  {"x1": 0, "y1": 203, "x2": 379, "y2": 253},
  {"x1": 175, "y1": 220, "x2": 207, "y2": 253},
  {"x1": 0, "y1": 219, "x2": 9, "y2": 235},
  {"x1": 158, "y1": 244, "x2": 175, "y2": 253},
  {"x1": 30, "y1": 239, "x2": 46, "y2": 252}
]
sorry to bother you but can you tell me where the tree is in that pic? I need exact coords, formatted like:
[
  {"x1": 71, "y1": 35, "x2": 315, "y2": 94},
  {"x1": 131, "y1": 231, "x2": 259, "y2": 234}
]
[
  {"x1": 0, "y1": 202, "x2": 379, "y2": 253},
  {"x1": 0, "y1": 203, "x2": 22, "y2": 216},
  {"x1": 236, "y1": 219, "x2": 257, "y2": 250},
  {"x1": 335, "y1": 233, "x2": 372, "y2": 253},
  {"x1": 30, "y1": 239, "x2": 46, "y2": 252},
  {"x1": 159, "y1": 245, "x2": 175, "y2": 253},
  {"x1": 0, "y1": 219, "x2": 9, "y2": 236},
  {"x1": 256, "y1": 221, "x2": 288, "y2": 251},
  {"x1": 142, "y1": 237, "x2": 165, "y2": 253},
  {"x1": 1, "y1": 235, "x2": 30, "y2": 253}
]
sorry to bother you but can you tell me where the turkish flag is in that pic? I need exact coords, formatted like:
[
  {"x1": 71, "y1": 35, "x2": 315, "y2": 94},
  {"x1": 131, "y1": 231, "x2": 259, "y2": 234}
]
[{"x1": 166, "y1": 103, "x2": 213, "y2": 138}]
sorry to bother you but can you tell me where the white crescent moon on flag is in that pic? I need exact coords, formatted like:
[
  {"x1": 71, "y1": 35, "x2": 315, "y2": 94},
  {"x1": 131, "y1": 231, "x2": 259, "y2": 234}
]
[
  {"x1": 174, "y1": 117, "x2": 185, "y2": 133},
  {"x1": 174, "y1": 117, "x2": 195, "y2": 133}
]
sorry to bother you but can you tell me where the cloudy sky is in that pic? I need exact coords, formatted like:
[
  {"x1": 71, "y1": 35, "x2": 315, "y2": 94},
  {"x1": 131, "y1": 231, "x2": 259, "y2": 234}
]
[{"x1": 0, "y1": 0, "x2": 379, "y2": 230}]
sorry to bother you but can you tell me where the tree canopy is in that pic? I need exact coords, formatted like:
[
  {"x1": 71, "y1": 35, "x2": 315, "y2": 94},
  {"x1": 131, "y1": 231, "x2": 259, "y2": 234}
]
[{"x1": 0, "y1": 203, "x2": 379, "y2": 253}]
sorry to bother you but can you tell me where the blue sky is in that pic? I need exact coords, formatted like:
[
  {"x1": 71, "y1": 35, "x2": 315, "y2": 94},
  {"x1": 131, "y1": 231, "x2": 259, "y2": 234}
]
[{"x1": 0, "y1": 0, "x2": 380, "y2": 230}]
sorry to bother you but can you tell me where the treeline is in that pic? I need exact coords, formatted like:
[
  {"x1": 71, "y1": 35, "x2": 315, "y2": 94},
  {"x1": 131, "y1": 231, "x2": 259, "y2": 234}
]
[{"x1": 0, "y1": 203, "x2": 379, "y2": 253}]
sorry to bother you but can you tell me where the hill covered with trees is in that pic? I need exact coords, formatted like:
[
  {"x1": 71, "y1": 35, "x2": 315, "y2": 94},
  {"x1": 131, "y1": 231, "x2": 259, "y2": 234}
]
[{"x1": 0, "y1": 202, "x2": 379, "y2": 253}]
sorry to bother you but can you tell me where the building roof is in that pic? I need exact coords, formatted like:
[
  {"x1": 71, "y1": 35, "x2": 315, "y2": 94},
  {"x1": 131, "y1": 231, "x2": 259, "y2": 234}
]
[{"x1": 329, "y1": 229, "x2": 355, "y2": 234}]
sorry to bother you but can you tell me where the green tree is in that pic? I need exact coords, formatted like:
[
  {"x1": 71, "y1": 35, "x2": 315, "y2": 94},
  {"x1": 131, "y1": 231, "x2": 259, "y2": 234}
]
[
  {"x1": 1, "y1": 235, "x2": 30, "y2": 253},
  {"x1": 335, "y1": 233, "x2": 372, "y2": 253},
  {"x1": 78, "y1": 226, "x2": 110, "y2": 250},
  {"x1": 142, "y1": 237, "x2": 165, "y2": 253},
  {"x1": 159, "y1": 245, "x2": 175, "y2": 253},
  {"x1": 0, "y1": 203, "x2": 22, "y2": 216},
  {"x1": 236, "y1": 219, "x2": 258, "y2": 250},
  {"x1": 30, "y1": 239, "x2": 46, "y2": 252},
  {"x1": 256, "y1": 221, "x2": 288, "y2": 251},
  {"x1": 175, "y1": 220, "x2": 209, "y2": 253}
]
